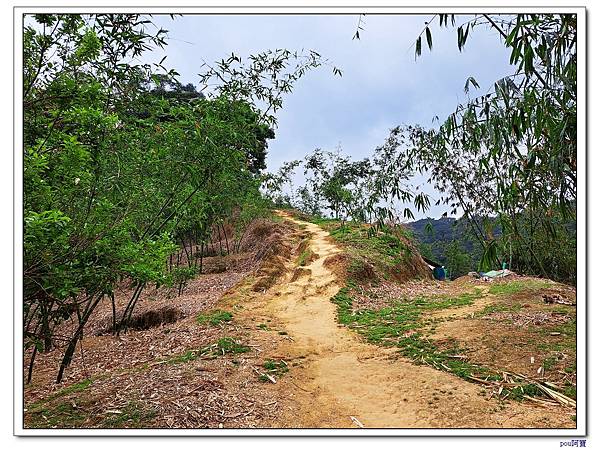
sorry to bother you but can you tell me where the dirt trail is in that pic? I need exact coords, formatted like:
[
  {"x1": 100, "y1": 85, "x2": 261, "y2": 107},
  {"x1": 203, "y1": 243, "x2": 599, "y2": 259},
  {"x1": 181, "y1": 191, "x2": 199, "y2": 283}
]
[{"x1": 257, "y1": 213, "x2": 573, "y2": 429}]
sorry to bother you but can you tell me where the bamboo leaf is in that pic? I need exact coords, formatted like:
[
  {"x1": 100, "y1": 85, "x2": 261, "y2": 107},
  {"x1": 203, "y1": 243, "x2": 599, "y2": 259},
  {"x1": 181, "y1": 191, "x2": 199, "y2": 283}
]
[{"x1": 426, "y1": 27, "x2": 433, "y2": 50}]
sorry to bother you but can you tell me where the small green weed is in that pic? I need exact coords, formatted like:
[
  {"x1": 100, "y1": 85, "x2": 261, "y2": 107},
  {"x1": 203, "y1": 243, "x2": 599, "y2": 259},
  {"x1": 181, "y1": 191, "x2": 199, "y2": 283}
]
[
  {"x1": 165, "y1": 349, "x2": 199, "y2": 365},
  {"x1": 196, "y1": 310, "x2": 233, "y2": 326},
  {"x1": 507, "y1": 383, "x2": 544, "y2": 401},
  {"x1": 565, "y1": 363, "x2": 576, "y2": 374},
  {"x1": 488, "y1": 280, "x2": 551, "y2": 296},
  {"x1": 214, "y1": 337, "x2": 250, "y2": 355},
  {"x1": 297, "y1": 247, "x2": 313, "y2": 266},
  {"x1": 543, "y1": 356, "x2": 559, "y2": 370},
  {"x1": 258, "y1": 359, "x2": 289, "y2": 382},
  {"x1": 102, "y1": 401, "x2": 157, "y2": 428},
  {"x1": 564, "y1": 384, "x2": 577, "y2": 400},
  {"x1": 165, "y1": 337, "x2": 250, "y2": 363}
]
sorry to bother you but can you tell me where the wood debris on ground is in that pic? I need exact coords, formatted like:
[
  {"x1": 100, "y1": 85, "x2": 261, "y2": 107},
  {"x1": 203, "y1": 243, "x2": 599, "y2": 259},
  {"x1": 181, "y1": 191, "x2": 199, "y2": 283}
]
[
  {"x1": 481, "y1": 311, "x2": 573, "y2": 327},
  {"x1": 23, "y1": 219, "x2": 299, "y2": 429}
]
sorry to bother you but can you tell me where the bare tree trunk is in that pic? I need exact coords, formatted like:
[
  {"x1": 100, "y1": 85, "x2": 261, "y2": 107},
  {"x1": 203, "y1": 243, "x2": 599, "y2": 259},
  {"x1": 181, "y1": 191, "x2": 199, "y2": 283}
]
[
  {"x1": 110, "y1": 292, "x2": 116, "y2": 332},
  {"x1": 216, "y1": 224, "x2": 224, "y2": 255},
  {"x1": 180, "y1": 235, "x2": 191, "y2": 267},
  {"x1": 116, "y1": 283, "x2": 144, "y2": 335},
  {"x1": 221, "y1": 223, "x2": 230, "y2": 255},
  {"x1": 27, "y1": 345, "x2": 37, "y2": 384},
  {"x1": 56, "y1": 293, "x2": 103, "y2": 383},
  {"x1": 199, "y1": 242, "x2": 204, "y2": 274},
  {"x1": 40, "y1": 295, "x2": 54, "y2": 352}
]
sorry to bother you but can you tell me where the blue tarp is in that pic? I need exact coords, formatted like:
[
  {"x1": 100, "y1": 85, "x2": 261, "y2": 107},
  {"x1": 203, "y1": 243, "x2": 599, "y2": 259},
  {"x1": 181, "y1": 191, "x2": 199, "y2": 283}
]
[{"x1": 433, "y1": 266, "x2": 446, "y2": 281}]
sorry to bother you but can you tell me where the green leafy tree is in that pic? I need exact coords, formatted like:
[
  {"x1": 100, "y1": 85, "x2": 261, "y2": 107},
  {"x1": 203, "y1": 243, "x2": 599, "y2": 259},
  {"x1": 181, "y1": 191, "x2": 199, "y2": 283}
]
[
  {"x1": 360, "y1": 14, "x2": 576, "y2": 283},
  {"x1": 23, "y1": 14, "x2": 336, "y2": 383},
  {"x1": 444, "y1": 240, "x2": 473, "y2": 279}
]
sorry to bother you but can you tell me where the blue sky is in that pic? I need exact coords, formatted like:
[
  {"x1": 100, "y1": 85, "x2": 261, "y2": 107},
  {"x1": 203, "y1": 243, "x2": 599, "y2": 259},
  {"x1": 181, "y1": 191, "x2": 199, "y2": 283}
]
[{"x1": 150, "y1": 14, "x2": 514, "y2": 219}]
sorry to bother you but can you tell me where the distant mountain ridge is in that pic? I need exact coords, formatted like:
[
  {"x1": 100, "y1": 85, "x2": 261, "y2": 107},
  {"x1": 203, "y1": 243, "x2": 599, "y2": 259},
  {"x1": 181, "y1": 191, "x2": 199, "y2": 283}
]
[
  {"x1": 407, "y1": 217, "x2": 461, "y2": 244},
  {"x1": 405, "y1": 216, "x2": 486, "y2": 268}
]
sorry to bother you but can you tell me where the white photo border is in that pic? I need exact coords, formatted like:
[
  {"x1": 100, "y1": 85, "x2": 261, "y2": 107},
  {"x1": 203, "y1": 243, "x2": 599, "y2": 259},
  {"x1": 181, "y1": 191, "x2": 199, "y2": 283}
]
[{"x1": 13, "y1": 3, "x2": 587, "y2": 437}]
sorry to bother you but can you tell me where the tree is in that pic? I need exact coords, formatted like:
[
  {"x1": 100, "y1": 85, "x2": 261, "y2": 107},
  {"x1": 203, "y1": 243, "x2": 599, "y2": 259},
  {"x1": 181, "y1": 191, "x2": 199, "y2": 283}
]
[
  {"x1": 444, "y1": 240, "x2": 473, "y2": 279},
  {"x1": 361, "y1": 14, "x2": 577, "y2": 282},
  {"x1": 24, "y1": 14, "x2": 175, "y2": 382},
  {"x1": 267, "y1": 147, "x2": 378, "y2": 223},
  {"x1": 23, "y1": 14, "x2": 337, "y2": 383}
]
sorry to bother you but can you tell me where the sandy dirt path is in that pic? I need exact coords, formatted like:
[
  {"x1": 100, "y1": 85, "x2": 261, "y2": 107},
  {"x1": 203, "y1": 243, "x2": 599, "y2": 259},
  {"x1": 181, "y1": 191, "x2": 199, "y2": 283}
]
[{"x1": 253, "y1": 213, "x2": 574, "y2": 429}]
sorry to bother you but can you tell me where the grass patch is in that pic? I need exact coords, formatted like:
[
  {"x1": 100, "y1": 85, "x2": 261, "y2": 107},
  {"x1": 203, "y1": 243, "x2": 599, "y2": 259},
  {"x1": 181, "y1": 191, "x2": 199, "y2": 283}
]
[
  {"x1": 543, "y1": 356, "x2": 559, "y2": 370},
  {"x1": 297, "y1": 247, "x2": 314, "y2": 267},
  {"x1": 258, "y1": 359, "x2": 289, "y2": 382},
  {"x1": 26, "y1": 379, "x2": 95, "y2": 428},
  {"x1": 309, "y1": 216, "x2": 339, "y2": 226},
  {"x1": 28, "y1": 378, "x2": 93, "y2": 413},
  {"x1": 534, "y1": 316, "x2": 576, "y2": 356},
  {"x1": 488, "y1": 280, "x2": 552, "y2": 296},
  {"x1": 565, "y1": 363, "x2": 576, "y2": 374},
  {"x1": 549, "y1": 318, "x2": 576, "y2": 339},
  {"x1": 506, "y1": 383, "x2": 544, "y2": 401},
  {"x1": 330, "y1": 286, "x2": 487, "y2": 379},
  {"x1": 165, "y1": 349, "x2": 199, "y2": 365},
  {"x1": 330, "y1": 223, "x2": 411, "y2": 262},
  {"x1": 48, "y1": 379, "x2": 92, "y2": 402},
  {"x1": 331, "y1": 285, "x2": 575, "y2": 402},
  {"x1": 196, "y1": 310, "x2": 233, "y2": 326},
  {"x1": 419, "y1": 291, "x2": 482, "y2": 310},
  {"x1": 478, "y1": 302, "x2": 523, "y2": 317},
  {"x1": 214, "y1": 337, "x2": 250, "y2": 355},
  {"x1": 102, "y1": 401, "x2": 157, "y2": 428},
  {"x1": 332, "y1": 287, "x2": 482, "y2": 330},
  {"x1": 564, "y1": 384, "x2": 577, "y2": 400},
  {"x1": 27, "y1": 401, "x2": 88, "y2": 428},
  {"x1": 165, "y1": 337, "x2": 250, "y2": 364},
  {"x1": 394, "y1": 333, "x2": 487, "y2": 380}
]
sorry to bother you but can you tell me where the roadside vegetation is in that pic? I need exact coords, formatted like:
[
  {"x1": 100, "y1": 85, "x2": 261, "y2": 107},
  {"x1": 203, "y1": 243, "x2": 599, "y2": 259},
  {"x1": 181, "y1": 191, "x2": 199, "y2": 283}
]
[
  {"x1": 330, "y1": 271, "x2": 576, "y2": 404},
  {"x1": 322, "y1": 226, "x2": 576, "y2": 406}
]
